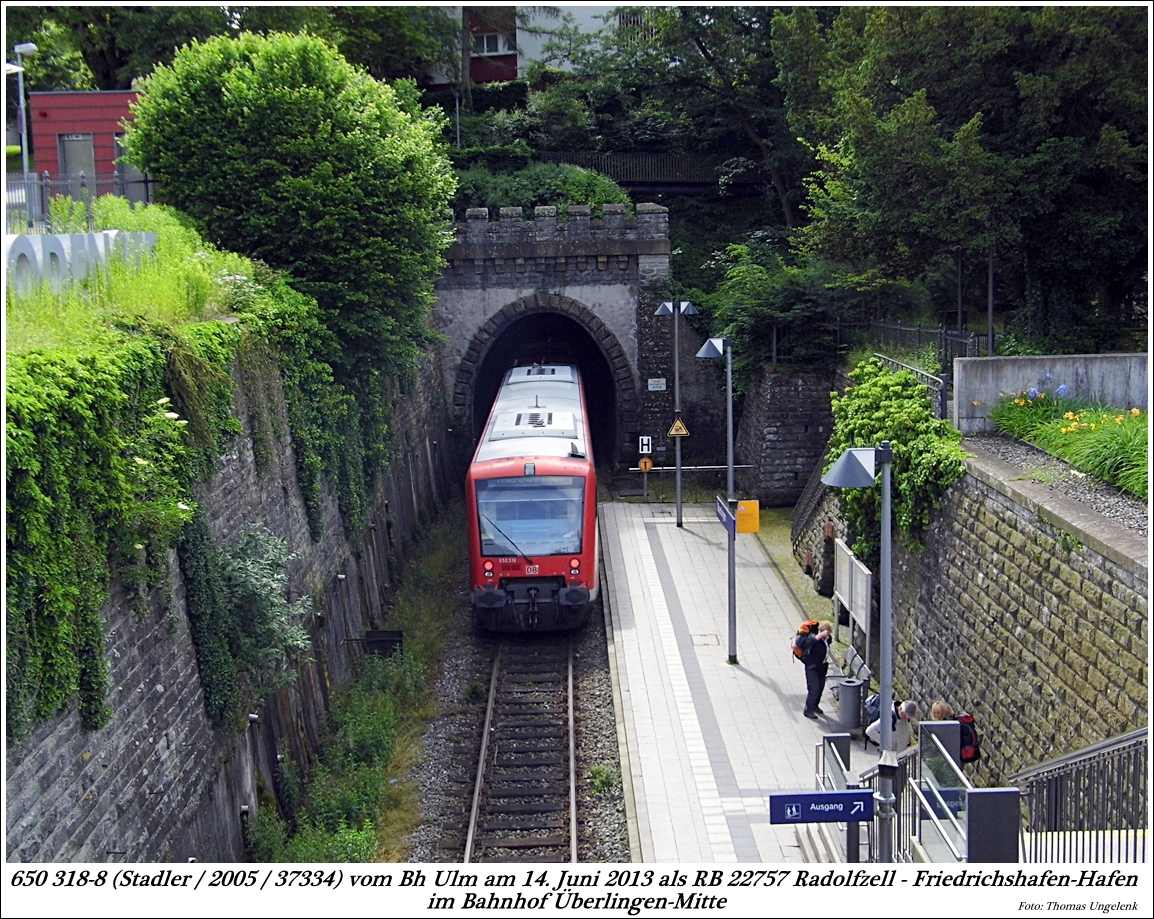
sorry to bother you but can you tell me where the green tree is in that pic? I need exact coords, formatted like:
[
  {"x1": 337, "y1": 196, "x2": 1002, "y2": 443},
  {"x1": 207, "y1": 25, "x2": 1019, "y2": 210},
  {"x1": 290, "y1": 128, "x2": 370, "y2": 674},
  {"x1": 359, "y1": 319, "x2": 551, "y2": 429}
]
[
  {"x1": 41, "y1": 5, "x2": 231, "y2": 89},
  {"x1": 124, "y1": 32, "x2": 456, "y2": 375},
  {"x1": 775, "y1": 6, "x2": 1147, "y2": 350}
]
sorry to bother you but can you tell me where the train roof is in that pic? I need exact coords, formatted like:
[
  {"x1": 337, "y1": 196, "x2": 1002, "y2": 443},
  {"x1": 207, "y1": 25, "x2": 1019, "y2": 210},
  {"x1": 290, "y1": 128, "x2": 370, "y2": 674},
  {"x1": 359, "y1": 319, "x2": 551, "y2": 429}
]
[{"x1": 473, "y1": 364, "x2": 591, "y2": 464}]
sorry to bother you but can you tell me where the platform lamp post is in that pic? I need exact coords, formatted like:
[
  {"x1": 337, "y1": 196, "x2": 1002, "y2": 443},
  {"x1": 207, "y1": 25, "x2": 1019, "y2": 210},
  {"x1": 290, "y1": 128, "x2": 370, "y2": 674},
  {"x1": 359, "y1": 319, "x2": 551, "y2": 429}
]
[
  {"x1": 822, "y1": 441, "x2": 895, "y2": 861},
  {"x1": 656, "y1": 299, "x2": 697, "y2": 527},
  {"x1": 696, "y1": 336, "x2": 737, "y2": 664},
  {"x1": 14, "y1": 43, "x2": 37, "y2": 180},
  {"x1": 13, "y1": 42, "x2": 37, "y2": 228}
]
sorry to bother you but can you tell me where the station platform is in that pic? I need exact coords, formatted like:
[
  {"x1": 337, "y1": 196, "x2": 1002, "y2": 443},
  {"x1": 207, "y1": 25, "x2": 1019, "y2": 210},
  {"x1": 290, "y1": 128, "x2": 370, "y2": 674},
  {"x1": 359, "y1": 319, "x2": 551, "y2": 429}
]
[{"x1": 599, "y1": 501, "x2": 880, "y2": 863}]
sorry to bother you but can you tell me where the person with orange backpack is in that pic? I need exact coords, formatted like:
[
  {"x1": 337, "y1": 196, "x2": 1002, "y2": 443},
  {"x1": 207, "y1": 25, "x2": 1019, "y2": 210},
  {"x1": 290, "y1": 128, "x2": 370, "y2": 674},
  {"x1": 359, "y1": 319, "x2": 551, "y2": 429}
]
[{"x1": 794, "y1": 619, "x2": 833, "y2": 719}]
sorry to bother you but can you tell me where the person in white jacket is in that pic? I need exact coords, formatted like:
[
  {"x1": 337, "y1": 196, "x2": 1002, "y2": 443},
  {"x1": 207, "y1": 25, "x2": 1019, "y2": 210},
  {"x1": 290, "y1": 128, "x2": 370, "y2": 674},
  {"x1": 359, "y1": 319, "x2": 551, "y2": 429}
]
[{"x1": 866, "y1": 699, "x2": 919, "y2": 750}]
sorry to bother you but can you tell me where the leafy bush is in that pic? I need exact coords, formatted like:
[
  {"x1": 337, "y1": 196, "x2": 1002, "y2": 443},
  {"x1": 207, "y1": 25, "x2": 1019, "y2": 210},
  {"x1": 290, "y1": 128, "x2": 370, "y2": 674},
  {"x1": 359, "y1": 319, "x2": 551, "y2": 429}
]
[
  {"x1": 125, "y1": 32, "x2": 456, "y2": 376},
  {"x1": 990, "y1": 389, "x2": 1147, "y2": 499},
  {"x1": 452, "y1": 163, "x2": 632, "y2": 219},
  {"x1": 826, "y1": 358, "x2": 968, "y2": 568}
]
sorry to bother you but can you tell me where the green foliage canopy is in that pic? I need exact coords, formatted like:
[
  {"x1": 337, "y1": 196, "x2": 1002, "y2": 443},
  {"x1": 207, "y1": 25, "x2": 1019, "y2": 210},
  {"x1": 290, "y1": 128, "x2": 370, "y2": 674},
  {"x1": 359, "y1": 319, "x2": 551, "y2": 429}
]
[
  {"x1": 774, "y1": 6, "x2": 1147, "y2": 349},
  {"x1": 825, "y1": 359, "x2": 968, "y2": 570},
  {"x1": 125, "y1": 32, "x2": 456, "y2": 374}
]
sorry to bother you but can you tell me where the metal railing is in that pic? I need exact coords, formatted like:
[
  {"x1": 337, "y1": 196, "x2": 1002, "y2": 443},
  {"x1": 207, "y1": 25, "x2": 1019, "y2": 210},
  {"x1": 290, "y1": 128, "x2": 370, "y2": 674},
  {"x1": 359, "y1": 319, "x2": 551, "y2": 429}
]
[
  {"x1": 789, "y1": 449, "x2": 830, "y2": 553},
  {"x1": 1011, "y1": 728, "x2": 1147, "y2": 864},
  {"x1": 6, "y1": 171, "x2": 160, "y2": 233},
  {"x1": 871, "y1": 353, "x2": 948, "y2": 420},
  {"x1": 536, "y1": 152, "x2": 764, "y2": 186},
  {"x1": 858, "y1": 745, "x2": 921, "y2": 862}
]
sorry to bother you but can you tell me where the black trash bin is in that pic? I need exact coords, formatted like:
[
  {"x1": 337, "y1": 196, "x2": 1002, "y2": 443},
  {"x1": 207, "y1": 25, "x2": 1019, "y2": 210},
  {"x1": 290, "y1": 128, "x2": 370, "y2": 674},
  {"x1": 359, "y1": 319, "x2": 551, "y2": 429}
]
[{"x1": 839, "y1": 678, "x2": 864, "y2": 732}]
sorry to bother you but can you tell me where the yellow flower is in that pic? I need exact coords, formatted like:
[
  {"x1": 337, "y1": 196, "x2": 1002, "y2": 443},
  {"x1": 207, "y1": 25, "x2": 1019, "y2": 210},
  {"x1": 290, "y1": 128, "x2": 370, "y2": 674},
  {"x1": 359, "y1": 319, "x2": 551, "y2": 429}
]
[
  {"x1": 1131, "y1": 407, "x2": 1141, "y2": 415},
  {"x1": 1064, "y1": 411, "x2": 1077, "y2": 420}
]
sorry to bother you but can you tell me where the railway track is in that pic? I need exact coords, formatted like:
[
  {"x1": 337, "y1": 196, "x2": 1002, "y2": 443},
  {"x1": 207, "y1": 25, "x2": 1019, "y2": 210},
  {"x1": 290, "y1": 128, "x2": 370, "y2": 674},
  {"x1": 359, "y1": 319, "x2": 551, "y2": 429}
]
[{"x1": 464, "y1": 637, "x2": 577, "y2": 863}]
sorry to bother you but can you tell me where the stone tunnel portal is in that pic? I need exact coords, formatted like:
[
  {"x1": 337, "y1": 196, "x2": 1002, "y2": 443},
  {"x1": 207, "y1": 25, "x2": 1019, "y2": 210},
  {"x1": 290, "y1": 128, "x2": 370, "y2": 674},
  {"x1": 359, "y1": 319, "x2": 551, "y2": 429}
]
[{"x1": 472, "y1": 312, "x2": 618, "y2": 469}]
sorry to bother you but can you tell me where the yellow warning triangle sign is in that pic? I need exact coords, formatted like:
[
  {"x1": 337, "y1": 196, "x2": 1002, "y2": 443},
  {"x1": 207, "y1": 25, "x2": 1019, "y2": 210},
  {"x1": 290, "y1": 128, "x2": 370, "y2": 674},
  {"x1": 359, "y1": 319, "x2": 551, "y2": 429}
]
[{"x1": 668, "y1": 417, "x2": 690, "y2": 437}]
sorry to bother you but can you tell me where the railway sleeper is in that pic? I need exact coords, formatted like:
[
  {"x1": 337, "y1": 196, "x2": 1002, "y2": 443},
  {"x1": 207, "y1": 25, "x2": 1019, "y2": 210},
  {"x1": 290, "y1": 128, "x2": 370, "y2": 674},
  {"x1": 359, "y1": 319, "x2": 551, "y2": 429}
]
[
  {"x1": 482, "y1": 817, "x2": 567, "y2": 831},
  {"x1": 485, "y1": 802, "x2": 568, "y2": 814},
  {"x1": 479, "y1": 836, "x2": 567, "y2": 849},
  {"x1": 490, "y1": 770, "x2": 568, "y2": 781},
  {"x1": 487, "y1": 786, "x2": 568, "y2": 797}
]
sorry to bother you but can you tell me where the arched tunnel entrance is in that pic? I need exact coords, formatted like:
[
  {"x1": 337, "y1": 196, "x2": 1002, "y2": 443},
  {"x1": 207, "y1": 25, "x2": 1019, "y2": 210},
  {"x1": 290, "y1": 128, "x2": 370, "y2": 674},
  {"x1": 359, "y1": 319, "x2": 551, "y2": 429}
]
[{"x1": 472, "y1": 312, "x2": 619, "y2": 469}]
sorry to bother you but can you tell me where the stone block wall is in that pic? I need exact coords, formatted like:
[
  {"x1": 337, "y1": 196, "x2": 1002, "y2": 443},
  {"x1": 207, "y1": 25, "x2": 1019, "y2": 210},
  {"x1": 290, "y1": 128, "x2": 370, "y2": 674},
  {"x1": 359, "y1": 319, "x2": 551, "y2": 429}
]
[
  {"x1": 434, "y1": 203, "x2": 670, "y2": 466},
  {"x1": 792, "y1": 445, "x2": 1147, "y2": 786},
  {"x1": 5, "y1": 348, "x2": 455, "y2": 863},
  {"x1": 634, "y1": 289, "x2": 726, "y2": 469},
  {"x1": 736, "y1": 368, "x2": 835, "y2": 506}
]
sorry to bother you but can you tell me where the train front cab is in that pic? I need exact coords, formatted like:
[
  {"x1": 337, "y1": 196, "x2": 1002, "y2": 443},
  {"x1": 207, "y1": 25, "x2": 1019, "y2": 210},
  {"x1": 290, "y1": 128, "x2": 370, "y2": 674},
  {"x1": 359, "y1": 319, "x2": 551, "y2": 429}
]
[{"x1": 468, "y1": 465, "x2": 599, "y2": 631}]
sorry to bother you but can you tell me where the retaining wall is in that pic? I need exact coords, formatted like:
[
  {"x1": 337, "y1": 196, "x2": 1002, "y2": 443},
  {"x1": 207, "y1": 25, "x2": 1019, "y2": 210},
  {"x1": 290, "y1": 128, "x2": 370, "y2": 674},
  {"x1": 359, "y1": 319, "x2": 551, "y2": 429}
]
[
  {"x1": 954, "y1": 353, "x2": 1148, "y2": 434},
  {"x1": 795, "y1": 444, "x2": 1147, "y2": 785},
  {"x1": 5, "y1": 348, "x2": 455, "y2": 863}
]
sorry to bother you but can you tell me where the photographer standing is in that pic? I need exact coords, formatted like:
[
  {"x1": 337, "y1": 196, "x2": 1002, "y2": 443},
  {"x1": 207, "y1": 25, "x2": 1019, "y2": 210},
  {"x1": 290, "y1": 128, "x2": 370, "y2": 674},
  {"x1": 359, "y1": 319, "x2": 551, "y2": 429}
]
[{"x1": 798, "y1": 620, "x2": 833, "y2": 719}]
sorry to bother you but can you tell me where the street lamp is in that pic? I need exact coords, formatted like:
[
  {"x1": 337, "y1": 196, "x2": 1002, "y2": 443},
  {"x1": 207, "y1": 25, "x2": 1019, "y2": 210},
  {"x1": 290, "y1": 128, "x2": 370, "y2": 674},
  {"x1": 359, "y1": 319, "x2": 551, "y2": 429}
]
[
  {"x1": 655, "y1": 299, "x2": 697, "y2": 527},
  {"x1": 822, "y1": 440, "x2": 895, "y2": 862},
  {"x1": 14, "y1": 42, "x2": 37, "y2": 182},
  {"x1": 696, "y1": 336, "x2": 737, "y2": 664}
]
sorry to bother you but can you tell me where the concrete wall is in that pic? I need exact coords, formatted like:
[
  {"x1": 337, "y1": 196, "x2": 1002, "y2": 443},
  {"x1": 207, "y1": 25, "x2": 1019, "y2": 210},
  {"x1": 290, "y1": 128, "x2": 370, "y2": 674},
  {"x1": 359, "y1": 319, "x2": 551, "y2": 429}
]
[
  {"x1": 794, "y1": 445, "x2": 1147, "y2": 785},
  {"x1": 954, "y1": 353, "x2": 1148, "y2": 434},
  {"x1": 736, "y1": 369, "x2": 836, "y2": 506},
  {"x1": 5, "y1": 347, "x2": 455, "y2": 863}
]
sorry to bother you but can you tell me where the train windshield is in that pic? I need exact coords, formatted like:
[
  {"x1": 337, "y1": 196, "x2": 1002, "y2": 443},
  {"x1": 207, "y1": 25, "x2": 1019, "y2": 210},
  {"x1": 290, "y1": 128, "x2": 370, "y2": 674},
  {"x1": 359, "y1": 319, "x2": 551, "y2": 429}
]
[{"x1": 475, "y1": 476, "x2": 585, "y2": 557}]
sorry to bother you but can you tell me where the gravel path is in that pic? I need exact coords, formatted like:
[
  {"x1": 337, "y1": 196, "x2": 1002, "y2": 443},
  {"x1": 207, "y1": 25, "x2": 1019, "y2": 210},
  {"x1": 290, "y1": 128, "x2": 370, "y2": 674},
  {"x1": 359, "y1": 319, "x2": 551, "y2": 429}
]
[{"x1": 965, "y1": 433, "x2": 1148, "y2": 537}]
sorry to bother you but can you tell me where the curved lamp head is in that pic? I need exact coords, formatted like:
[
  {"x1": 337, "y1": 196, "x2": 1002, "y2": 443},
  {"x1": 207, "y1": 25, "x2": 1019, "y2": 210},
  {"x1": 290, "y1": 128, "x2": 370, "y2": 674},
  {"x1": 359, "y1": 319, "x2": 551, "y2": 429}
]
[
  {"x1": 696, "y1": 337, "x2": 727, "y2": 359},
  {"x1": 656, "y1": 300, "x2": 697, "y2": 316},
  {"x1": 822, "y1": 447, "x2": 878, "y2": 488}
]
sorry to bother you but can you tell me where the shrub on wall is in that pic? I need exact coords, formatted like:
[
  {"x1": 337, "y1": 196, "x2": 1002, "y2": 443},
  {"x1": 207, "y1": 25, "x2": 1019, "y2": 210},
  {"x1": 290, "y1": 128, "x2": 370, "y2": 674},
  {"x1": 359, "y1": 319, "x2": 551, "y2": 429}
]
[{"x1": 825, "y1": 357, "x2": 968, "y2": 569}]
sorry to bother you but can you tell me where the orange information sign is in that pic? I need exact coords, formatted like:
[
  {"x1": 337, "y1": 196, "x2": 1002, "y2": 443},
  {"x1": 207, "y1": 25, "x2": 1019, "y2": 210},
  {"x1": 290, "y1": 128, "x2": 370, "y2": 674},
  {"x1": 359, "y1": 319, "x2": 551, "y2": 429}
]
[
  {"x1": 736, "y1": 500, "x2": 760, "y2": 533},
  {"x1": 639, "y1": 457, "x2": 654, "y2": 473}
]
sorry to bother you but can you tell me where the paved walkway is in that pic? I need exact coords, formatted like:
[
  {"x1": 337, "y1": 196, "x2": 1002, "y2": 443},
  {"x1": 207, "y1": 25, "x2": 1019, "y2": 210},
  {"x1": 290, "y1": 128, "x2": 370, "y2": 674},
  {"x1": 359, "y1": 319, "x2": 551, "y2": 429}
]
[{"x1": 600, "y1": 501, "x2": 880, "y2": 863}]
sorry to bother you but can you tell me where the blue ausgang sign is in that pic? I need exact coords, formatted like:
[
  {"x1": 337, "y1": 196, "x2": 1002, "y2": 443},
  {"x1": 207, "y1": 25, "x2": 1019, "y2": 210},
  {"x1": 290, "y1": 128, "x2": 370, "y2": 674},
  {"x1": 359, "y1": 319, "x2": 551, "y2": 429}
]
[
  {"x1": 715, "y1": 495, "x2": 735, "y2": 535},
  {"x1": 769, "y1": 790, "x2": 875, "y2": 824}
]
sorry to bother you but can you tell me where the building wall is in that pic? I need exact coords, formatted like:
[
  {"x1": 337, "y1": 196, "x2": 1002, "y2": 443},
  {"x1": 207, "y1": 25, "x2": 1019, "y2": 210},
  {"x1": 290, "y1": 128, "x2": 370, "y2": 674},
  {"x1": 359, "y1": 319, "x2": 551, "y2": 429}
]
[
  {"x1": 28, "y1": 91, "x2": 137, "y2": 176},
  {"x1": 5, "y1": 348, "x2": 455, "y2": 863}
]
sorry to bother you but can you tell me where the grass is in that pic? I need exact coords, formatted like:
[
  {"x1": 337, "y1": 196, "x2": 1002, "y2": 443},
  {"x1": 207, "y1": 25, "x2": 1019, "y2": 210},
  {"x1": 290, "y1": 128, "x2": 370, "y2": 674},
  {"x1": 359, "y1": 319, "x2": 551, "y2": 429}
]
[
  {"x1": 247, "y1": 503, "x2": 468, "y2": 862},
  {"x1": 990, "y1": 389, "x2": 1147, "y2": 499},
  {"x1": 6, "y1": 195, "x2": 252, "y2": 356}
]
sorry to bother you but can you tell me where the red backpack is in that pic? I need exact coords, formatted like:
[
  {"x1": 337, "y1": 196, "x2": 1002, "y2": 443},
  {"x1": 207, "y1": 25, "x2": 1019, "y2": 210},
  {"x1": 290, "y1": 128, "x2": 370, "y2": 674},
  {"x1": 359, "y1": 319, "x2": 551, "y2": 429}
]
[{"x1": 957, "y1": 711, "x2": 981, "y2": 763}]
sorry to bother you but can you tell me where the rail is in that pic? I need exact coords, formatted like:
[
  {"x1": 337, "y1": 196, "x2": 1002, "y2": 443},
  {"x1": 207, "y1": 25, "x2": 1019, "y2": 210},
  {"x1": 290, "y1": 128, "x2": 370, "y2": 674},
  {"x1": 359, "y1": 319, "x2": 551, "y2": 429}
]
[{"x1": 1011, "y1": 728, "x2": 1147, "y2": 864}]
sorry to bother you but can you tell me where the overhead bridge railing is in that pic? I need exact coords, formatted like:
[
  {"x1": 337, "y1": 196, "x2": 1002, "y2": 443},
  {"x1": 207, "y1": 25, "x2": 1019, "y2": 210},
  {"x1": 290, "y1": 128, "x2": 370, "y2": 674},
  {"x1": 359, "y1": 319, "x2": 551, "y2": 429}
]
[{"x1": 1011, "y1": 727, "x2": 1147, "y2": 864}]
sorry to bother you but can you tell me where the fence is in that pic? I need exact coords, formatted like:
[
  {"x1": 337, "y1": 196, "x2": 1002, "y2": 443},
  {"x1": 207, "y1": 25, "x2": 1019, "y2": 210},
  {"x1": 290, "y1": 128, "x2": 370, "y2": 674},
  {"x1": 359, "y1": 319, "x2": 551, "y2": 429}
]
[
  {"x1": 6, "y1": 171, "x2": 160, "y2": 234},
  {"x1": 1011, "y1": 728, "x2": 1147, "y2": 864},
  {"x1": 536, "y1": 152, "x2": 765, "y2": 187}
]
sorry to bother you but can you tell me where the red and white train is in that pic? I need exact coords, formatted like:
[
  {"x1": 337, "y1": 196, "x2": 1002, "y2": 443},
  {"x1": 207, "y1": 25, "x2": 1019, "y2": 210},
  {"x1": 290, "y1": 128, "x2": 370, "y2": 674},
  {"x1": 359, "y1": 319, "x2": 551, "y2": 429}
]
[{"x1": 466, "y1": 364, "x2": 599, "y2": 631}]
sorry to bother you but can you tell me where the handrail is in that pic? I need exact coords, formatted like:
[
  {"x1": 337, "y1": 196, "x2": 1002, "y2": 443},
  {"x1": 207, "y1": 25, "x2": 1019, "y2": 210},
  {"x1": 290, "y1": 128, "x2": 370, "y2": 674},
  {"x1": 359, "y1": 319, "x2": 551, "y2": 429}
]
[
  {"x1": 1010, "y1": 727, "x2": 1147, "y2": 783},
  {"x1": 926, "y1": 732, "x2": 974, "y2": 791},
  {"x1": 906, "y1": 779, "x2": 965, "y2": 861},
  {"x1": 858, "y1": 743, "x2": 920, "y2": 783}
]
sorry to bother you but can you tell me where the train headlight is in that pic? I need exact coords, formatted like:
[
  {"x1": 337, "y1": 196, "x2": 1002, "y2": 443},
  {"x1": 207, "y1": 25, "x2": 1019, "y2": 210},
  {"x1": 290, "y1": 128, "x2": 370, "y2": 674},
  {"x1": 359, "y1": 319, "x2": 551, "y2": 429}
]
[
  {"x1": 569, "y1": 558, "x2": 580, "y2": 568},
  {"x1": 483, "y1": 560, "x2": 494, "y2": 577}
]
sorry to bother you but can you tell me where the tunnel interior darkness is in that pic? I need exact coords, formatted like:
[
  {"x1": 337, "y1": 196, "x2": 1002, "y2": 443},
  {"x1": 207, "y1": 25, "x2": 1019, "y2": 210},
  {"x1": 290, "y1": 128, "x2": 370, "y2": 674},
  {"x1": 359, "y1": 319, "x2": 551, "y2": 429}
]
[{"x1": 472, "y1": 312, "x2": 618, "y2": 468}]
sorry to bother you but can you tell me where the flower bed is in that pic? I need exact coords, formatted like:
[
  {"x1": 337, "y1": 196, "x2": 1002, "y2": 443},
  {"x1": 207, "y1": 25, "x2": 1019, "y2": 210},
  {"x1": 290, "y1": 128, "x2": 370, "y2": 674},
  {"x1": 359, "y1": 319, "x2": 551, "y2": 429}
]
[{"x1": 989, "y1": 385, "x2": 1147, "y2": 499}]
